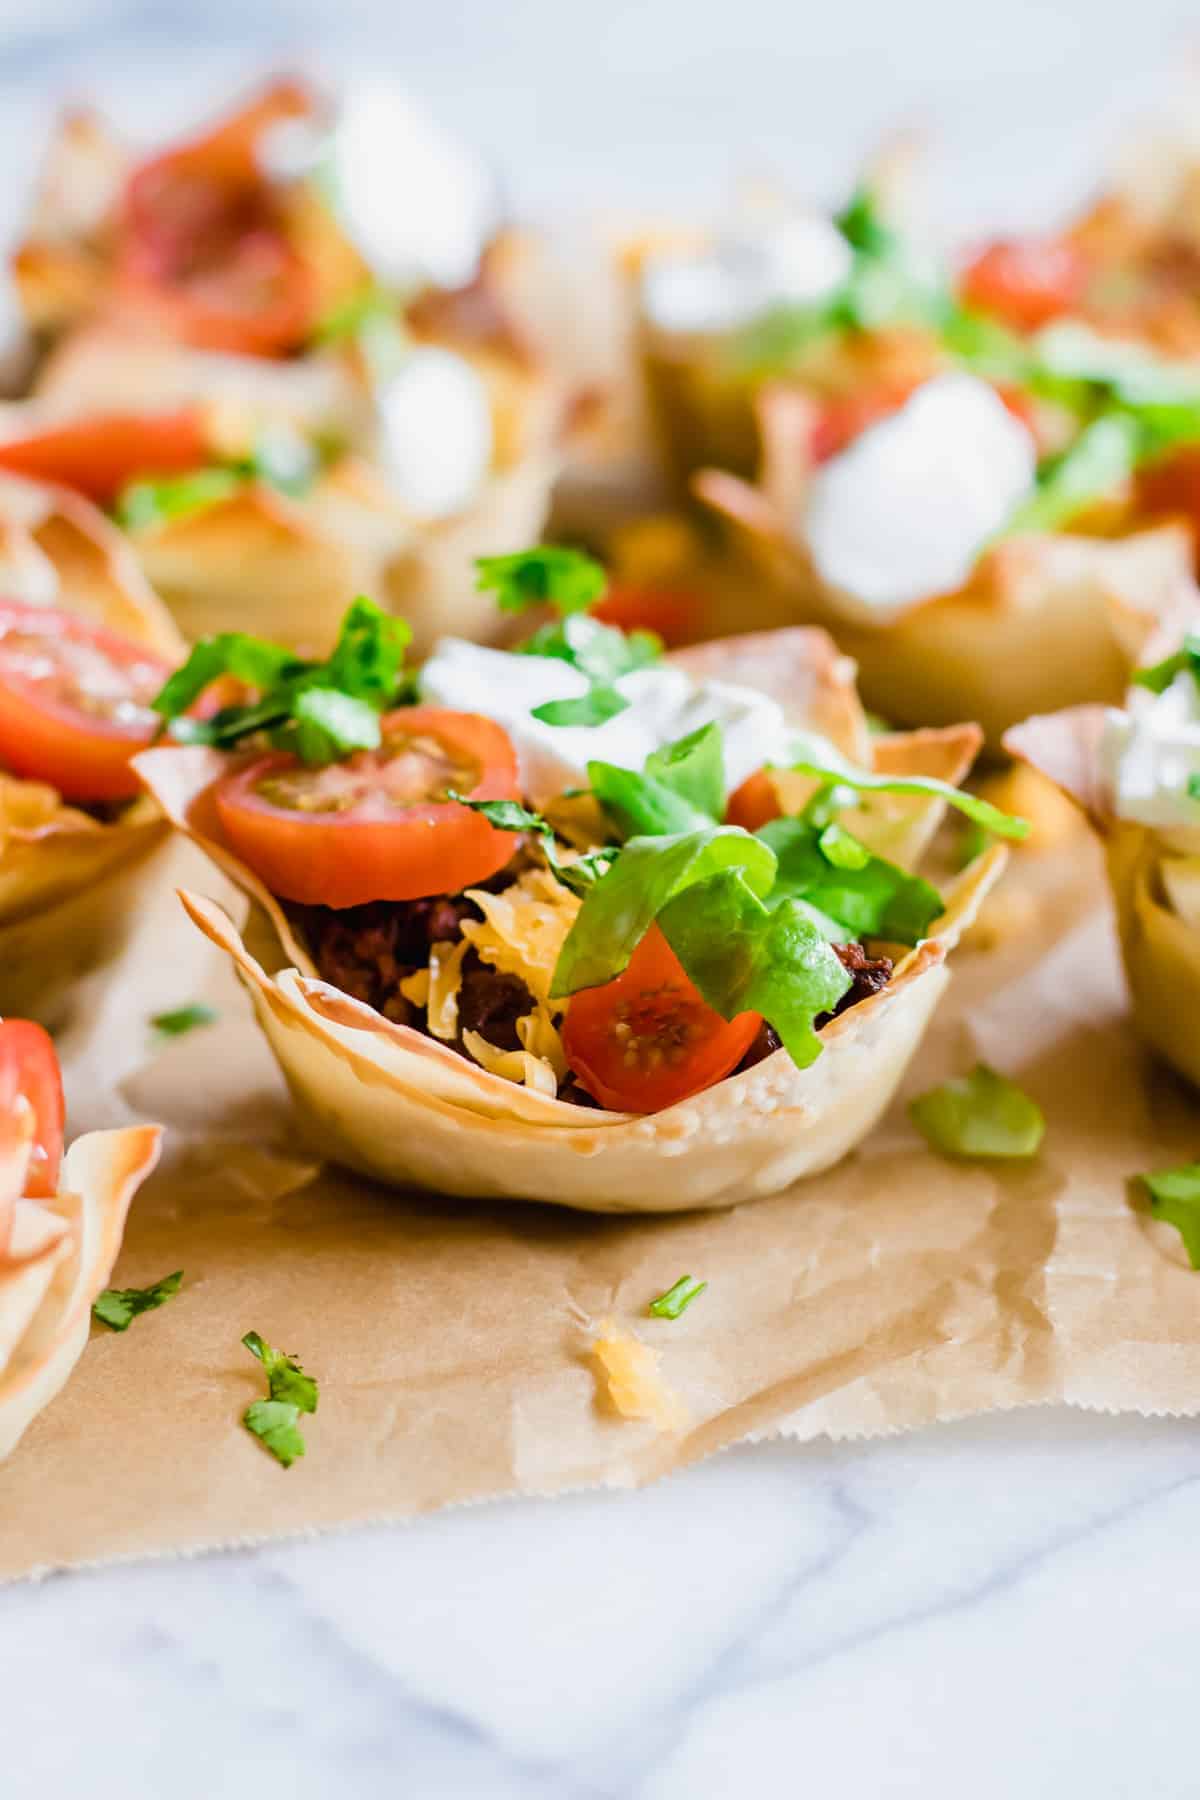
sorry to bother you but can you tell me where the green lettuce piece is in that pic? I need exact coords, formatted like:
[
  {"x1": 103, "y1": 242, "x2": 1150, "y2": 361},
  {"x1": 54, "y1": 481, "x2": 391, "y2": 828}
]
[
  {"x1": 909, "y1": 1064, "x2": 1044, "y2": 1159},
  {"x1": 758, "y1": 815, "x2": 943, "y2": 944},
  {"x1": 1141, "y1": 1162, "x2": 1200, "y2": 1268},
  {"x1": 1003, "y1": 415, "x2": 1140, "y2": 537},
  {"x1": 152, "y1": 596, "x2": 412, "y2": 764},
  {"x1": 116, "y1": 467, "x2": 243, "y2": 533},
  {"x1": 784, "y1": 734, "x2": 1030, "y2": 839},
  {"x1": 92, "y1": 1270, "x2": 183, "y2": 1332},
  {"x1": 475, "y1": 546, "x2": 607, "y2": 615},
  {"x1": 1030, "y1": 322, "x2": 1200, "y2": 408},
  {"x1": 586, "y1": 722, "x2": 725, "y2": 841},
  {"x1": 657, "y1": 871, "x2": 851, "y2": 1068},
  {"x1": 551, "y1": 826, "x2": 776, "y2": 997},
  {"x1": 1133, "y1": 634, "x2": 1200, "y2": 695},
  {"x1": 648, "y1": 1275, "x2": 707, "y2": 1319}
]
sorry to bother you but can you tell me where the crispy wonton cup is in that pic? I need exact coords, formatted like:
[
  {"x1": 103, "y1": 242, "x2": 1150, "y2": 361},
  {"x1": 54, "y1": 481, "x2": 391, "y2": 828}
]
[
  {"x1": 134, "y1": 631, "x2": 1004, "y2": 1211},
  {"x1": 693, "y1": 385, "x2": 1198, "y2": 746},
  {"x1": 1006, "y1": 704, "x2": 1200, "y2": 1089},
  {"x1": 20, "y1": 325, "x2": 560, "y2": 656},
  {"x1": 0, "y1": 1123, "x2": 161, "y2": 1460},
  {"x1": 0, "y1": 475, "x2": 183, "y2": 1023}
]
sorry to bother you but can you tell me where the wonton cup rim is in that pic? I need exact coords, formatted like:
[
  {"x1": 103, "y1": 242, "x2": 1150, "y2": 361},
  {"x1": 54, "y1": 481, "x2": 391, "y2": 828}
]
[{"x1": 0, "y1": 1123, "x2": 162, "y2": 1461}]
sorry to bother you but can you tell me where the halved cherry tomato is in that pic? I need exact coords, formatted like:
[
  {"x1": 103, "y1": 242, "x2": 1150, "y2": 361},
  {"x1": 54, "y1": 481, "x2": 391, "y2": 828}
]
[
  {"x1": 213, "y1": 706, "x2": 522, "y2": 908},
  {"x1": 960, "y1": 237, "x2": 1090, "y2": 333},
  {"x1": 0, "y1": 602, "x2": 172, "y2": 802},
  {"x1": 725, "y1": 768, "x2": 782, "y2": 834},
  {"x1": 561, "y1": 924, "x2": 761, "y2": 1113},
  {"x1": 592, "y1": 585, "x2": 700, "y2": 647},
  {"x1": 0, "y1": 408, "x2": 209, "y2": 505},
  {"x1": 0, "y1": 1020, "x2": 65, "y2": 1202},
  {"x1": 118, "y1": 78, "x2": 317, "y2": 356}
]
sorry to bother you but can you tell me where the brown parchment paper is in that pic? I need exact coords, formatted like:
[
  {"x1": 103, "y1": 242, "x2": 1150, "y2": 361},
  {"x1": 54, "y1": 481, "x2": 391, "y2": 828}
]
[{"x1": 4, "y1": 826, "x2": 1200, "y2": 1581}]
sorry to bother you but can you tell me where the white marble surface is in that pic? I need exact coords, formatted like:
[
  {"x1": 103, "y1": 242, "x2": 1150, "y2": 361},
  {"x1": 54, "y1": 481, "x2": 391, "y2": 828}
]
[{"x1": 5, "y1": 6, "x2": 1200, "y2": 1795}]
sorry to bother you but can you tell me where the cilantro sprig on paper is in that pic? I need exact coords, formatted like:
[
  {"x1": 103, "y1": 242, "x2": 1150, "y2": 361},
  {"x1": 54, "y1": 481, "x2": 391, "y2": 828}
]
[
  {"x1": 152, "y1": 595, "x2": 412, "y2": 765},
  {"x1": 649, "y1": 1275, "x2": 707, "y2": 1319},
  {"x1": 476, "y1": 547, "x2": 663, "y2": 728},
  {"x1": 93, "y1": 1270, "x2": 184, "y2": 1332},
  {"x1": 241, "y1": 1330, "x2": 319, "y2": 1469}
]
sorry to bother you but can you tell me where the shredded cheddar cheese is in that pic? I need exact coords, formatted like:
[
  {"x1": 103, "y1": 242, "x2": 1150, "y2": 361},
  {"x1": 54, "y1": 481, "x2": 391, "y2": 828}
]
[
  {"x1": 461, "y1": 866, "x2": 581, "y2": 1006},
  {"x1": 0, "y1": 774, "x2": 95, "y2": 849},
  {"x1": 592, "y1": 1318, "x2": 690, "y2": 1432},
  {"x1": 461, "y1": 1030, "x2": 559, "y2": 1096}
]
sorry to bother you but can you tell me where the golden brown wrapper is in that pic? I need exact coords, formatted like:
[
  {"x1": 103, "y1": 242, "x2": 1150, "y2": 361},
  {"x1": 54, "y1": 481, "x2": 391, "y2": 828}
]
[
  {"x1": 133, "y1": 628, "x2": 1004, "y2": 1210},
  {"x1": 1006, "y1": 704, "x2": 1200, "y2": 1091},
  {"x1": 0, "y1": 475, "x2": 183, "y2": 1021},
  {"x1": 696, "y1": 396, "x2": 1197, "y2": 746},
  {"x1": 0, "y1": 1124, "x2": 162, "y2": 1461}
]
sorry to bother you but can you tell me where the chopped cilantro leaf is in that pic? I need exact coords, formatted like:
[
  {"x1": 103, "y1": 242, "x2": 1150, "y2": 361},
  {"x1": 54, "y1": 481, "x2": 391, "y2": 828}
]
[
  {"x1": 151, "y1": 1003, "x2": 217, "y2": 1038},
  {"x1": 93, "y1": 1270, "x2": 183, "y2": 1332},
  {"x1": 475, "y1": 546, "x2": 607, "y2": 615}
]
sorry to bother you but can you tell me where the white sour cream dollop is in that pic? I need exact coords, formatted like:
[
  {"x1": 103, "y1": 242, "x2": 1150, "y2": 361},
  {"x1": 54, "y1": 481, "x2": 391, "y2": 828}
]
[
  {"x1": 374, "y1": 348, "x2": 492, "y2": 518},
  {"x1": 802, "y1": 372, "x2": 1037, "y2": 616},
  {"x1": 1100, "y1": 669, "x2": 1200, "y2": 831},
  {"x1": 640, "y1": 212, "x2": 853, "y2": 337},
  {"x1": 419, "y1": 638, "x2": 799, "y2": 800},
  {"x1": 260, "y1": 81, "x2": 497, "y2": 291}
]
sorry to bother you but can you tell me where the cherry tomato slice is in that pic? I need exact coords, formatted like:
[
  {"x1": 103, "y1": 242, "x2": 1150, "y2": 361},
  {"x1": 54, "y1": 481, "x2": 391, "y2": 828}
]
[
  {"x1": 959, "y1": 237, "x2": 1090, "y2": 333},
  {"x1": 118, "y1": 79, "x2": 317, "y2": 357},
  {"x1": 561, "y1": 924, "x2": 761, "y2": 1113},
  {"x1": 0, "y1": 602, "x2": 172, "y2": 803},
  {"x1": 213, "y1": 707, "x2": 522, "y2": 908},
  {"x1": 0, "y1": 408, "x2": 210, "y2": 505},
  {"x1": 724, "y1": 768, "x2": 782, "y2": 834},
  {"x1": 592, "y1": 585, "x2": 701, "y2": 648},
  {"x1": 0, "y1": 1020, "x2": 64, "y2": 1202}
]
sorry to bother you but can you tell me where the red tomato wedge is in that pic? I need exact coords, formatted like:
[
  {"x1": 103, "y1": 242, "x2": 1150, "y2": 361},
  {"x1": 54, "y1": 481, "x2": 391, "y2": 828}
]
[
  {"x1": 724, "y1": 768, "x2": 782, "y2": 834},
  {"x1": 0, "y1": 408, "x2": 209, "y2": 505},
  {"x1": 592, "y1": 585, "x2": 701, "y2": 648},
  {"x1": 960, "y1": 237, "x2": 1089, "y2": 333},
  {"x1": 118, "y1": 78, "x2": 317, "y2": 356},
  {"x1": 0, "y1": 1020, "x2": 65, "y2": 1203},
  {"x1": 0, "y1": 602, "x2": 172, "y2": 802},
  {"x1": 213, "y1": 707, "x2": 522, "y2": 908},
  {"x1": 561, "y1": 924, "x2": 761, "y2": 1113}
]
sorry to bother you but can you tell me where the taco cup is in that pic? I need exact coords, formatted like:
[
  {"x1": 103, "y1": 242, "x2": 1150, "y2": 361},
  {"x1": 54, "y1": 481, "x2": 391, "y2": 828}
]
[
  {"x1": 133, "y1": 574, "x2": 1017, "y2": 1212},
  {"x1": 0, "y1": 320, "x2": 560, "y2": 656},
  {"x1": 0, "y1": 475, "x2": 187, "y2": 1023},
  {"x1": 695, "y1": 369, "x2": 1199, "y2": 746},
  {"x1": 1006, "y1": 639, "x2": 1200, "y2": 1090},
  {"x1": 0, "y1": 1019, "x2": 161, "y2": 1461}
]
